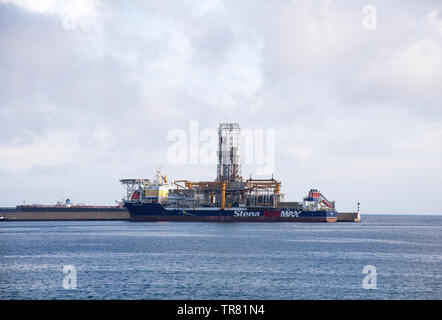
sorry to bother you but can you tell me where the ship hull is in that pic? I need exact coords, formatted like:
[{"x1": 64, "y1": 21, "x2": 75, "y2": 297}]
[{"x1": 124, "y1": 202, "x2": 337, "y2": 223}]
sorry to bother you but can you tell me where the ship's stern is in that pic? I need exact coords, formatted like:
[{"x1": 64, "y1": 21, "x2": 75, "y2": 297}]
[{"x1": 326, "y1": 210, "x2": 338, "y2": 222}]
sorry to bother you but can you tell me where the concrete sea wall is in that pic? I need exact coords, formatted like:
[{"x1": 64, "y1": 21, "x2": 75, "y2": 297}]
[{"x1": 337, "y1": 211, "x2": 361, "y2": 222}]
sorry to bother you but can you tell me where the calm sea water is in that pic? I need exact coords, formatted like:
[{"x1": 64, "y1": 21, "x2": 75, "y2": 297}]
[{"x1": 0, "y1": 215, "x2": 441, "y2": 300}]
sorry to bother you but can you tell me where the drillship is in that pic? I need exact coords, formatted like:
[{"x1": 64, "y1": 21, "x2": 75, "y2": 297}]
[{"x1": 121, "y1": 123, "x2": 338, "y2": 222}]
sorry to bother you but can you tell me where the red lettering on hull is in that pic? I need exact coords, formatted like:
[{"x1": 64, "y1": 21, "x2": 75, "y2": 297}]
[{"x1": 263, "y1": 210, "x2": 281, "y2": 217}]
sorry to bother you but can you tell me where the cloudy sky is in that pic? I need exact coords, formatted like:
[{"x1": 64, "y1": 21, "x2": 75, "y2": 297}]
[{"x1": 0, "y1": 0, "x2": 441, "y2": 214}]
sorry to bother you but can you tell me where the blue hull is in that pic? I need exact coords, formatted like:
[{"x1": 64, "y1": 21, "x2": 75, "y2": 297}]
[{"x1": 124, "y1": 202, "x2": 337, "y2": 222}]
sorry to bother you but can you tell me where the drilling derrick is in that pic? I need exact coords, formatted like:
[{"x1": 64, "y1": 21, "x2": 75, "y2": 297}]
[{"x1": 216, "y1": 123, "x2": 242, "y2": 183}]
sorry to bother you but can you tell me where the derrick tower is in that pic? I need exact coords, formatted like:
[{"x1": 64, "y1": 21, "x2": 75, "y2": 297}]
[{"x1": 216, "y1": 123, "x2": 242, "y2": 183}]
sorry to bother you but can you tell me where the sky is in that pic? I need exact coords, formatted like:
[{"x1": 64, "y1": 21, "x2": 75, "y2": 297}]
[{"x1": 0, "y1": 0, "x2": 441, "y2": 214}]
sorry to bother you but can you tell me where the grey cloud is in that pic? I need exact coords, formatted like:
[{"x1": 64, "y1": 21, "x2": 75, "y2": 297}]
[{"x1": 0, "y1": 1, "x2": 441, "y2": 213}]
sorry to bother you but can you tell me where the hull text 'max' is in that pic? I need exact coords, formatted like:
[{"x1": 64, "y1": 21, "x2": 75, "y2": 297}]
[{"x1": 121, "y1": 123, "x2": 338, "y2": 222}]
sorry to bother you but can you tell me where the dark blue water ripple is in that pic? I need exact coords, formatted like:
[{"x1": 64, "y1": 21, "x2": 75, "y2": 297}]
[{"x1": 0, "y1": 215, "x2": 441, "y2": 299}]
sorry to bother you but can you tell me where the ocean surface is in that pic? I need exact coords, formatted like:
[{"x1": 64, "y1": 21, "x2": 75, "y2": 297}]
[{"x1": 0, "y1": 215, "x2": 441, "y2": 300}]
